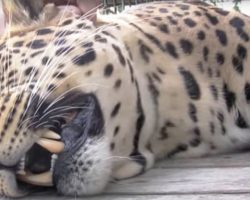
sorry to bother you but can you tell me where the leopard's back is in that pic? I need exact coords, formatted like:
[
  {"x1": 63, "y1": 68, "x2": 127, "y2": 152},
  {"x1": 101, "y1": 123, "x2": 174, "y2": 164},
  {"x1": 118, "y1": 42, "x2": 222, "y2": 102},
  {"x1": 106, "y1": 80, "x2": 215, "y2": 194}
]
[{"x1": 98, "y1": 1, "x2": 250, "y2": 159}]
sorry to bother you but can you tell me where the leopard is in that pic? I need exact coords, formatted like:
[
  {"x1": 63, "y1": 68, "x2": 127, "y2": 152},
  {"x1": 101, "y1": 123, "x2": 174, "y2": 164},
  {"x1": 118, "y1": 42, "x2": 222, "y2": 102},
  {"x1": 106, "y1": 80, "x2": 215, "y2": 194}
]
[{"x1": 0, "y1": 0, "x2": 250, "y2": 197}]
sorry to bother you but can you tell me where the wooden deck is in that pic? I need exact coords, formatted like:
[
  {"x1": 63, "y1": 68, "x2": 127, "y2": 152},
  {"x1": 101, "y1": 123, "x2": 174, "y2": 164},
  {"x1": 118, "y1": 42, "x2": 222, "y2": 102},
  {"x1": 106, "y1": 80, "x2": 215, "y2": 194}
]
[{"x1": 25, "y1": 153, "x2": 250, "y2": 200}]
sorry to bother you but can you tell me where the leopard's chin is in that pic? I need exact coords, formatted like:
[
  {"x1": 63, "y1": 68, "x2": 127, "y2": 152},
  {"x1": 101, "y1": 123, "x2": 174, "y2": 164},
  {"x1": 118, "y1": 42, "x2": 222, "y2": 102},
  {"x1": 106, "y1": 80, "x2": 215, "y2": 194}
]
[{"x1": 53, "y1": 138, "x2": 111, "y2": 196}]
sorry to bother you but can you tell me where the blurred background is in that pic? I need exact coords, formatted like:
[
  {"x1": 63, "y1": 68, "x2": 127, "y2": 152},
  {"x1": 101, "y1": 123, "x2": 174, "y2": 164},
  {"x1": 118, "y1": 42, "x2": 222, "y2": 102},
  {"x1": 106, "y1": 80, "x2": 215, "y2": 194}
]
[
  {"x1": 0, "y1": 0, "x2": 249, "y2": 33},
  {"x1": 207, "y1": 0, "x2": 250, "y2": 14},
  {"x1": 102, "y1": 0, "x2": 250, "y2": 15}
]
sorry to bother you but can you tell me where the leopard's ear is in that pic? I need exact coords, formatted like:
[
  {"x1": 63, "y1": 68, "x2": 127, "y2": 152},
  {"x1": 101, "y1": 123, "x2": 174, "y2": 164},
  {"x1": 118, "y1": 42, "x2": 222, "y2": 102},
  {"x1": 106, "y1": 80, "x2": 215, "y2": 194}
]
[
  {"x1": 2, "y1": 0, "x2": 44, "y2": 25},
  {"x1": 1, "y1": 0, "x2": 62, "y2": 34}
]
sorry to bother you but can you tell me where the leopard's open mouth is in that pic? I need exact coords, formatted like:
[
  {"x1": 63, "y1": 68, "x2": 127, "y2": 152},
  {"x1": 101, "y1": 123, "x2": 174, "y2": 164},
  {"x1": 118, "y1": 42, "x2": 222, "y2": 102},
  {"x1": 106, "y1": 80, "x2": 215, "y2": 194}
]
[
  {"x1": 16, "y1": 111, "x2": 78, "y2": 187},
  {"x1": 0, "y1": 93, "x2": 104, "y2": 197},
  {"x1": 14, "y1": 92, "x2": 90, "y2": 188},
  {"x1": 16, "y1": 131, "x2": 64, "y2": 187}
]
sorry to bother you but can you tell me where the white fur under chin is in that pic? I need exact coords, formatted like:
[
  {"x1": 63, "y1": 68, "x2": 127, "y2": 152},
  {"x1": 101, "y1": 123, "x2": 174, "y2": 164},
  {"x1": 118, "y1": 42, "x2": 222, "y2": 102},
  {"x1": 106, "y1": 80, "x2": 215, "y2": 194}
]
[{"x1": 56, "y1": 138, "x2": 112, "y2": 196}]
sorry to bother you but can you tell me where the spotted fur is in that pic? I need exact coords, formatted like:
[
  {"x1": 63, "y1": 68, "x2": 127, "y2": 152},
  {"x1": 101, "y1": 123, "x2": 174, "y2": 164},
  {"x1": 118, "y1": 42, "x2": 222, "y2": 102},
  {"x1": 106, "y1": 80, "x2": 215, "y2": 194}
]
[{"x1": 0, "y1": 0, "x2": 250, "y2": 197}]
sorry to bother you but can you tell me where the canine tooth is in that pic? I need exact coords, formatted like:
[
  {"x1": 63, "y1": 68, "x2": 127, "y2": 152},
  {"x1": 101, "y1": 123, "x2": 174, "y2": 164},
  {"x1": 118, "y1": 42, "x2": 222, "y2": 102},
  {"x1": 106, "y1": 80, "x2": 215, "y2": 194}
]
[
  {"x1": 17, "y1": 170, "x2": 26, "y2": 175},
  {"x1": 37, "y1": 138, "x2": 64, "y2": 153},
  {"x1": 19, "y1": 160, "x2": 25, "y2": 169},
  {"x1": 50, "y1": 154, "x2": 58, "y2": 171},
  {"x1": 17, "y1": 171, "x2": 53, "y2": 187},
  {"x1": 42, "y1": 131, "x2": 61, "y2": 140},
  {"x1": 52, "y1": 154, "x2": 58, "y2": 159},
  {"x1": 20, "y1": 156, "x2": 25, "y2": 162}
]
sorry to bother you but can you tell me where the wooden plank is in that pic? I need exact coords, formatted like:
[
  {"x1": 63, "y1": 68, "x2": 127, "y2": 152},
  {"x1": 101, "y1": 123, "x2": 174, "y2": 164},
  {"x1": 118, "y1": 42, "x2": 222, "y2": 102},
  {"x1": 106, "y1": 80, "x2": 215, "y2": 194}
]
[
  {"x1": 16, "y1": 153, "x2": 250, "y2": 199},
  {"x1": 24, "y1": 194, "x2": 250, "y2": 200},
  {"x1": 105, "y1": 167, "x2": 250, "y2": 194},
  {"x1": 156, "y1": 153, "x2": 250, "y2": 168}
]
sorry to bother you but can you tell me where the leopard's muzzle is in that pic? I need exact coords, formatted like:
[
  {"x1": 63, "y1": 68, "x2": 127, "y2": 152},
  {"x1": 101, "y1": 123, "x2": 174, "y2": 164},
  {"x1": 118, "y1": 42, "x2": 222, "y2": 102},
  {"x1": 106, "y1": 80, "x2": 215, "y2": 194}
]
[{"x1": 0, "y1": 93, "x2": 105, "y2": 197}]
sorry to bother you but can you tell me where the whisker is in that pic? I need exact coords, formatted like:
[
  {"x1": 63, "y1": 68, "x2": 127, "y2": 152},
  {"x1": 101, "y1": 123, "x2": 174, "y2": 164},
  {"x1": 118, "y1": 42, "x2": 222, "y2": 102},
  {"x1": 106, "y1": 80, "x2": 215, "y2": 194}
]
[
  {"x1": 18, "y1": 114, "x2": 38, "y2": 129},
  {"x1": 40, "y1": 105, "x2": 85, "y2": 121},
  {"x1": 32, "y1": 3, "x2": 110, "y2": 95},
  {"x1": 27, "y1": 1, "x2": 79, "y2": 103},
  {"x1": 103, "y1": 156, "x2": 133, "y2": 162}
]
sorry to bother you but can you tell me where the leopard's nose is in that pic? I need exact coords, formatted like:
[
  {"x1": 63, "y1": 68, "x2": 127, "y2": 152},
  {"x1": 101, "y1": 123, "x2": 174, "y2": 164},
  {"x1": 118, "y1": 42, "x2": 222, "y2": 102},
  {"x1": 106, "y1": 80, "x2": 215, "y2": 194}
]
[
  {"x1": 61, "y1": 123, "x2": 86, "y2": 150},
  {"x1": 60, "y1": 94, "x2": 104, "y2": 151}
]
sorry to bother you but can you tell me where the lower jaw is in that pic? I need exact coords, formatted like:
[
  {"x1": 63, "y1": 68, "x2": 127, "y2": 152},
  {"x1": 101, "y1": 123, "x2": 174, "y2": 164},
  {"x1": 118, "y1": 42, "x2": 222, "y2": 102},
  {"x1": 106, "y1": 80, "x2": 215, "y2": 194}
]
[{"x1": 17, "y1": 171, "x2": 53, "y2": 187}]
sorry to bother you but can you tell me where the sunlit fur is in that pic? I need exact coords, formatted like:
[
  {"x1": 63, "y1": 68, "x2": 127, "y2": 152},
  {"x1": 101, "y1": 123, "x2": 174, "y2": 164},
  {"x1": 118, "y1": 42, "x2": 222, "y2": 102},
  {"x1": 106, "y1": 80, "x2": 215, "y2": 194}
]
[{"x1": 0, "y1": 0, "x2": 250, "y2": 197}]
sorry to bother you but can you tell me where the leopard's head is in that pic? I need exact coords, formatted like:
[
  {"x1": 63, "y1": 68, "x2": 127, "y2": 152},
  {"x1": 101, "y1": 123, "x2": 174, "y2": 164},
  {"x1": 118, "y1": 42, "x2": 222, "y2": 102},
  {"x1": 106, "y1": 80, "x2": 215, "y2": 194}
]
[{"x1": 0, "y1": 0, "x2": 113, "y2": 197}]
